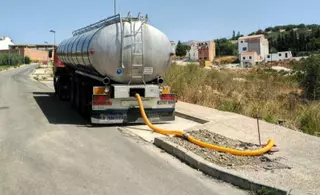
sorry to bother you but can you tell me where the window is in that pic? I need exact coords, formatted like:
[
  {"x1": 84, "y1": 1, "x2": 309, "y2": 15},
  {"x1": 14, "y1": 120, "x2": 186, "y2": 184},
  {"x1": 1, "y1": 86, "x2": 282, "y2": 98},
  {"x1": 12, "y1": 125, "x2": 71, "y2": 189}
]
[
  {"x1": 279, "y1": 53, "x2": 282, "y2": 57},
  {"x1": 243, "y1": 56, "x2": 246, "y2": 60},
  {"x1": 241, "y1": 41, "x2": 243, "y2": 43},
  {"x1": 199, "y1": 57, "x2": 202, "y2": 60},
  {"x1": 204, "y1": 57, "x2": 207, "y2": 60},
  {"x1": 267, "y1": 55, "x2": 271, "y2": 58},
  {"x1": 242, "y1": 47, "x2": 247, "y2": 51},
  {"x1": 249, "y1": 56, "x2": 252, "y2": 60}
]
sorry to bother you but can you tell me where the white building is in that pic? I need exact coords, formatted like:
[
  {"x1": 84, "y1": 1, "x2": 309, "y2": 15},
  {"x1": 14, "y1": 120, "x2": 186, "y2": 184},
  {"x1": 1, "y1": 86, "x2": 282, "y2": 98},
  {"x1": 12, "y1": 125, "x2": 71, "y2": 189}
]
[
  {"x1": 240, "y1": 51, "x2": 258, "y2": 66},
  {"x1": 0, "y1": 37, "x2": 14, "y2": 50},
  {"x1": 265, "y1": 51, "x2": 293, "y2": 62},
  {"x1": 188, "y1": 43, "x2": 199, "y2": 61},
  {"x1": 238, "y1": 34, "x2": 269, "y2": 63},
  {"x1": 170, "y1": 41, "x2": 176, "y2": 55}
]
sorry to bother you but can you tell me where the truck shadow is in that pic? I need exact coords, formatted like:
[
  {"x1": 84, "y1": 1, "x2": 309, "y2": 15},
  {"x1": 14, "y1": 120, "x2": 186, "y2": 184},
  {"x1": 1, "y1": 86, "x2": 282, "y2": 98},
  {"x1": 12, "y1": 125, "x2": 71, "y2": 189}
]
[
  {"x1": 33, "y1": 92, "x2": 88, "y2": 125},
  {"x1": 33, "y1": 92, "x2": 171, "y2": 128}
]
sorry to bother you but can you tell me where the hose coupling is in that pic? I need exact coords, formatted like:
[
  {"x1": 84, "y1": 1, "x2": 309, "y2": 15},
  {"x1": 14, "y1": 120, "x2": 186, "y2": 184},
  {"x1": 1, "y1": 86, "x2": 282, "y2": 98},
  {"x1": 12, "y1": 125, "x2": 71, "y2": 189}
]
[{"x1": 183, "y1": 133, "x2": 190, "y2": 140}]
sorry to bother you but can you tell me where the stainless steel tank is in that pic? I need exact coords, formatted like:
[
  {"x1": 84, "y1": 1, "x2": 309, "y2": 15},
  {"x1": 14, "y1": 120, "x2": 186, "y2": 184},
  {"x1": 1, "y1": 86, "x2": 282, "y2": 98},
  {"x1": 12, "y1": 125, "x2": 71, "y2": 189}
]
[{"x1": 57, "y1": 13, "x2": 173, "y2": 84}]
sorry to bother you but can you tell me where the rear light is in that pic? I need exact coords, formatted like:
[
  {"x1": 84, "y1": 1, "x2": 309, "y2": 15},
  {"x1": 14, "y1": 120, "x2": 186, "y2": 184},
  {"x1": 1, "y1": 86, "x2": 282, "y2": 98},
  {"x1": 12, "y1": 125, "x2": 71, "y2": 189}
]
[
  {"x1": 93, "y1": 86, "x2": 110, "y2": 95},
  {"x1": 160, "y1": 94, "x2": 176, "y2": 101},
  {"x1": 161, "y1": 86, "x2": 171, "y2": 94},
  {"x1": 92, "y1": 95, "x2": 112, "y2": 105}
]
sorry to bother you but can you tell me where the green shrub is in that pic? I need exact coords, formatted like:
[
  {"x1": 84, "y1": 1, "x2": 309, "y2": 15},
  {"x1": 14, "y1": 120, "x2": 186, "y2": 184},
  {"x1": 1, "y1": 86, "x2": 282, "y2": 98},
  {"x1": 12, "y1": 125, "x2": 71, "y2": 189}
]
[
  {"x1": 299, "y1": 103, "x2": 320, "y2": 135},
  {"x1": 253, "y1": 187, "x2": 281, "y2": 195},
  {"x1": 216, "y1": 100, "x2": 240, "y2": 112},
  {"x1": 24, "y1": 56, "x2": 31, "y2": 64},
  {"x1": 0, "y1": 54, "x2": 25, "y2": 66},
  {"x1": 296, "y1": 55, "x2": 320, "y2": 100}
]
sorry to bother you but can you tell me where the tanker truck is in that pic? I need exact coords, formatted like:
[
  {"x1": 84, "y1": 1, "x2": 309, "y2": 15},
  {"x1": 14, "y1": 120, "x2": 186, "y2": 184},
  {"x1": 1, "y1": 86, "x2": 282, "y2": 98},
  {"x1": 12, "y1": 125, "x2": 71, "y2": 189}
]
[{"x1": 53, "y1": 13, "x2": 176, "y2": 124}]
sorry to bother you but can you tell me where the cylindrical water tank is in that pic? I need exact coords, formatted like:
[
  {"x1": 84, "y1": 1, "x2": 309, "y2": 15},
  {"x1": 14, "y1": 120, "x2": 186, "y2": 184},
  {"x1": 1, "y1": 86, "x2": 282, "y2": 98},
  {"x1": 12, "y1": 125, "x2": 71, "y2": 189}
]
[{"x1": 57, "y1": 19, "x2": 173, "y2": 84}]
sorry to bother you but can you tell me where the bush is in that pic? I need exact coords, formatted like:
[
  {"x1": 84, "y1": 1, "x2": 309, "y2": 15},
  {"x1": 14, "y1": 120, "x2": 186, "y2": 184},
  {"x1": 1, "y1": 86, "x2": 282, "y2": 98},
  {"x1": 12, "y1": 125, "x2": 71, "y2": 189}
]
[
  {"x1": 164, "y1": 63, "x2": 320, "y2": 135},
  {"x1": 299, "y1": 103, "x2": 320, "y2": 135},
  {"x1": 24, "y1": 56, "x2": 31, "y2": 64},
  {"x1": 32, "y1": 59, "x2": 41, "y2": 63},
  {"x1": 296, "y1": 55, "x2": 320, "y2": 100},
  {"x1": 0, "y1": 53, "x2": 26, "y2": 66}
]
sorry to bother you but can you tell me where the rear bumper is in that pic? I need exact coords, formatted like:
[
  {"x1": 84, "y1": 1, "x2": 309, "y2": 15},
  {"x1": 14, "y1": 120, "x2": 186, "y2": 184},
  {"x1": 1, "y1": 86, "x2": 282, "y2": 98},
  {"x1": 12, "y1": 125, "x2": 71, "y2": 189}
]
[{"x1": 91, "y1": 108, "x2": 175, "y2": 124}]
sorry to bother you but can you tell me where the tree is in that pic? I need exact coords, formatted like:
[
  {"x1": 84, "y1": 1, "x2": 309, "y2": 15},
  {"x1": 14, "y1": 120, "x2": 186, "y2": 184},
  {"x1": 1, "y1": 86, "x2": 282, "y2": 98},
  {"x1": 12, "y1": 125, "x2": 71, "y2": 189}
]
[
  {"x1": 265, "y1": 27, "x2": 273, "y2": 32},
  {"x1": 237, "y1": 31, "x2": 241, "y2": 38},
  {"x1": 232, "y1": 30, "x2": 236, "y2": 40},
  {"x1": 214, "y1": 38, "x2": 238, "y2": 56},
  {"x1": 256, "y1": 29, "x2": 263, "y2": 34},
  {"x1": 183, "y1": 45, "x2": 191, "y2": 51},
  {"x1": 175, "y1": 41, "x2": 187, "y2": 58},
  {"x1": 296, "y1": 55, "x2": 320, "y2": 100}
]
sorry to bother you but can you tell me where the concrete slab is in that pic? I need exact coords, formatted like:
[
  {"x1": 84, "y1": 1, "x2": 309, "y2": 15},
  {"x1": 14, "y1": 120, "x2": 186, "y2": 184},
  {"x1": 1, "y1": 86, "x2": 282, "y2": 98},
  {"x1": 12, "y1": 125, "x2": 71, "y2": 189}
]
[
  {"x1": 154, "y1": 137, "x2": 288, "y2": 195},
  {"x1": 175, "y1": 100, "x2": 320, "y2": 195},
  {"x1": 41, "y1": 80, "x2": 54, "y2": 89},
  {"x1": 176, "y1": 101, "x2": 239, "y2": 122},
  {"x1": 118, "y1": 116, "x2": 200, "y2": 143}
]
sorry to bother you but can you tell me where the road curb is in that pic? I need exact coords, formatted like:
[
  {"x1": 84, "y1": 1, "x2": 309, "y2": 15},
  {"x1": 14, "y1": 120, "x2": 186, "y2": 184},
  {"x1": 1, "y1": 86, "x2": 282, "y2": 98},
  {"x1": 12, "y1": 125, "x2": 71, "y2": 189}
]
[
  {"x1": 29, "y1": 65, "x2": 55, "y2": 89},
  {"x1": 175, "y1": 111, "x2": 209, "y2": 124},
  {"x1": 154, "y1": 137, "x2": 289, "y2": 195}
]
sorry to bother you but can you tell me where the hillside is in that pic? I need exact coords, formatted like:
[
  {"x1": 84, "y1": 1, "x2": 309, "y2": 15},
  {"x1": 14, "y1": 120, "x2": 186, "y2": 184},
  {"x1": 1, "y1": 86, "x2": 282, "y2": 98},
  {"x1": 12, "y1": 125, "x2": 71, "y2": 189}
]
[
  {"x1": 182, "y1": 40, "x2": 200, "y2": 46},
  {"x1": 249, "y1": 24, "x2": 320, "y2": 56}
]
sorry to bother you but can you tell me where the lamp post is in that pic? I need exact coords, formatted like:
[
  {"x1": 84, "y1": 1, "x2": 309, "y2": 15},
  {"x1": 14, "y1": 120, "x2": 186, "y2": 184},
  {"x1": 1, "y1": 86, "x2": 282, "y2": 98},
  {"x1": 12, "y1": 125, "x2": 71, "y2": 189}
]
[
  {"x1": 49, "y1": 30, "x2": 56, "y2": 65},
  {"x1": 49, "y1": 30, "x2": 56, "y2": 46},
  {"x1": 114, "y1": 0, "x2": 116, "y2": 15},
  {"x1": 45, "y1": 41, "x2": 49, "y2": 67}
]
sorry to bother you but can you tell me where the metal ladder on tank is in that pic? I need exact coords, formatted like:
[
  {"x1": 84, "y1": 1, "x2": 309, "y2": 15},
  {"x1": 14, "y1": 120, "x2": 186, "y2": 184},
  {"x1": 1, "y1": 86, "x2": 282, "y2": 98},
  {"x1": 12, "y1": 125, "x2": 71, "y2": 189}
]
[{"x1": 128, "y1": 13, "x2": 147, "y2": 85}]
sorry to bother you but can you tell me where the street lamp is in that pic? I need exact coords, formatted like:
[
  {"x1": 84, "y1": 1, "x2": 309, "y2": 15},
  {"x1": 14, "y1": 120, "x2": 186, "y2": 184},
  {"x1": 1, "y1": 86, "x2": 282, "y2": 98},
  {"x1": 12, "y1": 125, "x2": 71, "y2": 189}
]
[
  {"x1": 44, "y1": 41, "x2": 49, "y2": 66},
  {"x1": 49, "y1": 30, "x2": 56, "y2": 65},
  {"x1": 49, "y1": 30, "x2": 56, "y2": 46}
]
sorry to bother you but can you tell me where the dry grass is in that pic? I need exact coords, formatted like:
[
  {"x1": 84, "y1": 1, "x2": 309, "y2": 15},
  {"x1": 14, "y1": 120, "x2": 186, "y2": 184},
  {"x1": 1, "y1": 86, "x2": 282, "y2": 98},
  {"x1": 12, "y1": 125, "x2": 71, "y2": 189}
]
[
  {"x1": 214, "y1": 56, "x2": 238, "y2": 64},
  {"x1": 164, "y1": 63, "x2": 320, "y2": 135},
  {"x1": 0, "y1": 65, "x2": 10, "y2": 72}
]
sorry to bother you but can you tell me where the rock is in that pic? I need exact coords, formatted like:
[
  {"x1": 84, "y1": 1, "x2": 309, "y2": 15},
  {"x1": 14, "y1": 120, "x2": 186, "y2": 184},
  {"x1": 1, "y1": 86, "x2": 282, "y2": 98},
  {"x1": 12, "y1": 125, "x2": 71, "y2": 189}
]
[{"x1": 166, "y1": 130, "x2": 288, "y2": 171}]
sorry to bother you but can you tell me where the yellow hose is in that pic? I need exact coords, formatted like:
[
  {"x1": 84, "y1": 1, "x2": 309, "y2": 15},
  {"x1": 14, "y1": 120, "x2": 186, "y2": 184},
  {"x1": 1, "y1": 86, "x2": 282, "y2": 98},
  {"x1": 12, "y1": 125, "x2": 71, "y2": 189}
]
[{"x1": 135, "y1": 94, "x2": 275, "y2": 156}]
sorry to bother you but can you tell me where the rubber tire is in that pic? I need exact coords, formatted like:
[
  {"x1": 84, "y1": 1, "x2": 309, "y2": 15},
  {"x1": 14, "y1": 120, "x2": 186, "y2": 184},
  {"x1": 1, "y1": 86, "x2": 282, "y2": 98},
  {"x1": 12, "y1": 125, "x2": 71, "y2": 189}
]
[
  {"x1": 70, "y1": 77, "x2": 76, "y2": 108},
  {"x1": 75, "y1": 77, "x2": 81, "y2": 112},
  {"x1": 58, "y1": 81, "x2": 65, "y2": 101},
  {"x1": 53, "y1": 77, "x2": 58, "y2": 95},
  {"x1": 80, "y1": 82, "x2": 91, "y2": 121}
]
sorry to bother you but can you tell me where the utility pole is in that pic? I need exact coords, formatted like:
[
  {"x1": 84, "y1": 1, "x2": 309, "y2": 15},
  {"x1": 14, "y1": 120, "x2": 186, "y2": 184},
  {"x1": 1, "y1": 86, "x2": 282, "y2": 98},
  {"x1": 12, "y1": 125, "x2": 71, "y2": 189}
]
[
  {"x1": 50, "y1": 30, "x2": 56, "y2": 65},
  {"x1": 50, "y1": 30, "x2": 56, "y2": 46},
  {"x1": 45, "y1": 41, "x2": 49, "y2": 68}
]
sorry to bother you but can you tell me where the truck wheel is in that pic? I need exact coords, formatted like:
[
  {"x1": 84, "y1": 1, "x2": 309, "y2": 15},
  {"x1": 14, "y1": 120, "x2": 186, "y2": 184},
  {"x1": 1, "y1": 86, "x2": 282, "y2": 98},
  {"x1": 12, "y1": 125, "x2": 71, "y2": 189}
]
[
  {"x1": 80, "y1": 82, "x2": 91, "y2": 121},
  {"x1": 58, "y1": 81, "x2": 65, "y2": 101},
  {"x1": 75, "y1": 77, "x2": 81, "y2": 112},
  {"x1": 53, "y1": 77, "x2": 58, "y2": 95},
  {"x1": 70, "y1": 77, "x2": 76, "y2": 108}
]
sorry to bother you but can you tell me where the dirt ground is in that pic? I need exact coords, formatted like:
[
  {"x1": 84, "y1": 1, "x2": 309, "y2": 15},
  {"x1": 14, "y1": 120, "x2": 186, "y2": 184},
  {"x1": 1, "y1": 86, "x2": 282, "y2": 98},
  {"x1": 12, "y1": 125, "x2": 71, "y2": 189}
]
[{"x1": 167, "y1": 129, "x2": 290, "y2": 171}]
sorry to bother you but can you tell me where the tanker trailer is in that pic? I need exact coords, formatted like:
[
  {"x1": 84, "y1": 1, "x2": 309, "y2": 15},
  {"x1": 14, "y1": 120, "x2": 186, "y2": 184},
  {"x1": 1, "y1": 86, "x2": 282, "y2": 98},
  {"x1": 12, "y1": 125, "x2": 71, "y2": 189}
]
[{"x1": 53, "y1": 13, "x2": 176, "y2": 124}]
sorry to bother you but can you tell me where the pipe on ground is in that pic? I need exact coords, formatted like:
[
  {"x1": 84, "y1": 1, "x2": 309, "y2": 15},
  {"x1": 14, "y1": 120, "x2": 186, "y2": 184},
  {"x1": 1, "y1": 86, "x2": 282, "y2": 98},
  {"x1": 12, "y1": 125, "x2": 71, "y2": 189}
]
[{"x1": 135, "y1": 93, "x2": 275, "y2": 156}]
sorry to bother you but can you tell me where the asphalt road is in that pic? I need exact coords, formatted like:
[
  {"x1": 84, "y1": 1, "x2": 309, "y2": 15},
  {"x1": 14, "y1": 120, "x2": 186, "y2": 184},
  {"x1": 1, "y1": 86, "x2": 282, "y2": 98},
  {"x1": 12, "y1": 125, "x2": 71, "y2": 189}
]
[{"x1": 0, "y1": 65, "x2": 248, "y2": 195}]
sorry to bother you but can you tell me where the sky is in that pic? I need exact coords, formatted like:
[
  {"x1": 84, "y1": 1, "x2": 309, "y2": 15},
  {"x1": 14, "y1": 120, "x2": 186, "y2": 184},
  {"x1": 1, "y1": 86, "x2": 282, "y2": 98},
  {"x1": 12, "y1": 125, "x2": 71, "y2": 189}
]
[{"x1": 1, "y1": 0, "x2": 320, "y2": 45}]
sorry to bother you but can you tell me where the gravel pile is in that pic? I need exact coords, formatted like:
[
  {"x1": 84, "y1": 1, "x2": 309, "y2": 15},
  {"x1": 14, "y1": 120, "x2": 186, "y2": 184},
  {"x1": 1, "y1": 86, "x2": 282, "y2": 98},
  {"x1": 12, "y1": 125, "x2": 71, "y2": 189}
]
[{"x1": 167, "y1": 129, "x2": 289, "y2": 171}]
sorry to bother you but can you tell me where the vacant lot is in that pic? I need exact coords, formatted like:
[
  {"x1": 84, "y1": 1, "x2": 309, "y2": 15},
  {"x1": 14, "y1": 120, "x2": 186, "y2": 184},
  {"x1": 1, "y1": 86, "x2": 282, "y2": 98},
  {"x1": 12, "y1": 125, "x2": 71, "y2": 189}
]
[{"x1": 164, "y1": 63, "x2": 320, "y2": 135}]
